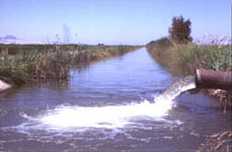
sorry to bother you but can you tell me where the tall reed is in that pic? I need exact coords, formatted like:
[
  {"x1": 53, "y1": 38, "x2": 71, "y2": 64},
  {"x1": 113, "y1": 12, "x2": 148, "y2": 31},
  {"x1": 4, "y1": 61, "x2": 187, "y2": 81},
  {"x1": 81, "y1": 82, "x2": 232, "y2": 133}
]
[{"x1": 0, "y1": 44, "x2": 140, "y2": 85}]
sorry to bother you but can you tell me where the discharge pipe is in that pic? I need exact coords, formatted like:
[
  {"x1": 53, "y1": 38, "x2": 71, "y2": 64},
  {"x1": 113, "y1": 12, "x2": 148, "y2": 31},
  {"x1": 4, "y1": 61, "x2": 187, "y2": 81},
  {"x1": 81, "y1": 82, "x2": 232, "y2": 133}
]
[{"x1": 195, "y1": 69, "x2": 232, "y2": 90}]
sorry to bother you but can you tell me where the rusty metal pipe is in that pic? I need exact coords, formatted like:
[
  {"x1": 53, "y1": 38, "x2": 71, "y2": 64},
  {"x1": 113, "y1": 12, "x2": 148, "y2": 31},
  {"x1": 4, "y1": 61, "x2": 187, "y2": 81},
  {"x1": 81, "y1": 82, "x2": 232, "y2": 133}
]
[{"x1": 195, "y1": 69, "x2": 232, "y2": 90}]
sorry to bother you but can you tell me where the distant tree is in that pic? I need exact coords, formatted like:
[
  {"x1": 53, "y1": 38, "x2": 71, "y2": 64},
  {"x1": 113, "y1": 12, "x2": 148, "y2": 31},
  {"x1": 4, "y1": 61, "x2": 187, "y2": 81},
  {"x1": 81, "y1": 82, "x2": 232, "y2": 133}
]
[{"x1": 169, "y1": 16, "x2": 192, "y2": 43}]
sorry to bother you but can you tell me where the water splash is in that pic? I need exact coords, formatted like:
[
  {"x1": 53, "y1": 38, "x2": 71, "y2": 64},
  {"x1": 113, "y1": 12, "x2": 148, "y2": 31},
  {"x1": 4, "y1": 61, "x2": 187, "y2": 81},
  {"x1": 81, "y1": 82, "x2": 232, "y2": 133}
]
[
  {"x1": 19, "y1": 76, "x2": 196, "y2": 131},
  {"x1": 0, "y1": 80, "x2": 11, "y2": 92},
  {"x1": 155, "y1": 76, "x2": 196, "y2": 103},
  {"x1": 38, "y1": 100, "x2": 168, "y2": 129}
]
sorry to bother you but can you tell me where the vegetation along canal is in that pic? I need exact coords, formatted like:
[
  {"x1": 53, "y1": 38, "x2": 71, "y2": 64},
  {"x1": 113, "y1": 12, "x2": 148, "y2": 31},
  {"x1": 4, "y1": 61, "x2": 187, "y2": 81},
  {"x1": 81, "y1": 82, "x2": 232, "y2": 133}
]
[{"x1": 0, "y1": 48, "x2": 231, "y2": 152}]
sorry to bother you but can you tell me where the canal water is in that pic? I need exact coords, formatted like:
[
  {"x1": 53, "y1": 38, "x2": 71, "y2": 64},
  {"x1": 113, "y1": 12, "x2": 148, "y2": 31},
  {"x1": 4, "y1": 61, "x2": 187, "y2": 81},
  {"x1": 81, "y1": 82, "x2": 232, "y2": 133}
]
[{"x1": 0, "y1": 48, "x2": 231, "y2": 152}]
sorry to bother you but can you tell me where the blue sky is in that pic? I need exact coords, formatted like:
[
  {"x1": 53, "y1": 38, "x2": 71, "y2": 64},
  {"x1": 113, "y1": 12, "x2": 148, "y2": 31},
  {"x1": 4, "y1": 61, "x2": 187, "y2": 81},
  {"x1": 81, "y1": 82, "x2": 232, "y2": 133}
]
[{"x1": 0, "y1": 0, "x2": 231, "y2": 44}]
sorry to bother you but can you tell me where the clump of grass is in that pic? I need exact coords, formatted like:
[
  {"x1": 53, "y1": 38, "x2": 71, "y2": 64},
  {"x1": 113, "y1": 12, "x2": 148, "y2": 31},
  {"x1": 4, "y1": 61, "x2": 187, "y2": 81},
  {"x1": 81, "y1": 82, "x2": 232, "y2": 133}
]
[
  {"x1": 0, "y1": 49, "x2": 39, "y2": 85},
  {"x1": 0, "y1": 46, "x2": 70, "y2": 84},
  {"x1": 32, "y1": 49, "x2": 70, "y2": 80},
  {"x1": 177, "y1": 40, "x2": 231, "y2": 74}
]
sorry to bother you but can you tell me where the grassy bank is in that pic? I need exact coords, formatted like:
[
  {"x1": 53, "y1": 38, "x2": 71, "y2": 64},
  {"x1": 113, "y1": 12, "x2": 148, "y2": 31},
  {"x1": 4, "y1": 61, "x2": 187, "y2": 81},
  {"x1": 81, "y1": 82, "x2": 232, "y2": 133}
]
[
  {"x1": 0, "y1": 44, "x2": 141, "y2": 86},
  {"x1": 146, "y1": 37, "x2": 232, "y2": 110},
  {"x1": 146, "y1": 37, "x2": 231, "y2": 75}
]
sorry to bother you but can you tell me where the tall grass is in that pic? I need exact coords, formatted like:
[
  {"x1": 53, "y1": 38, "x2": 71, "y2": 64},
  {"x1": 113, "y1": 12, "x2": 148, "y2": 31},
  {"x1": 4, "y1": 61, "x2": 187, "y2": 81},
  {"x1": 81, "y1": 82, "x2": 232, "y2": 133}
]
[
  {"x1": 147, "y1": 37, "x2": 231, "y2": 75},
  {"x1": 0, "y1": 44, "x2": 140, "y2": 85},
  {"x1": 0, "y1": 46, "x2": 69, "y2": 85}
]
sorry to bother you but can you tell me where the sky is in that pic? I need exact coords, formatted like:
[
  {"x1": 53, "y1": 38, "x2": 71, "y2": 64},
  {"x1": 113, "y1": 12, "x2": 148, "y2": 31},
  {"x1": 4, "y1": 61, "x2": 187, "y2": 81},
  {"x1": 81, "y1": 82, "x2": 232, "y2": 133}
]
[{"x1": 0, "y1": 0, "x2": 231, "y2": 44}]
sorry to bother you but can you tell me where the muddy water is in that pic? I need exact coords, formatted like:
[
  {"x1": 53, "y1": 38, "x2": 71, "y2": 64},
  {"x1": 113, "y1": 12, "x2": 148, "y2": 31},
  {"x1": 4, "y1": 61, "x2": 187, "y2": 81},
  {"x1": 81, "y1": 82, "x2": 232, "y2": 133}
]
[{"x1": 0, "y1": 48, "x2": 231, "y2": 152}]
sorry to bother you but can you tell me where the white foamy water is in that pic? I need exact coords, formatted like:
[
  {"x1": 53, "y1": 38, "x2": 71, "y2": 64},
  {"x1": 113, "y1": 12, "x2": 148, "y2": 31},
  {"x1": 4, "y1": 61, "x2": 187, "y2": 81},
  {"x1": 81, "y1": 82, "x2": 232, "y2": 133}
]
[
  {"x1": 0, "y1": 80, "x2": 11, "y2": 92},
  {"x1": 39, "y1": 100, "x2": 170, "y2": 129},
  {"x1": 18, "y1": 77, "x2": 196, "y2": 130}
]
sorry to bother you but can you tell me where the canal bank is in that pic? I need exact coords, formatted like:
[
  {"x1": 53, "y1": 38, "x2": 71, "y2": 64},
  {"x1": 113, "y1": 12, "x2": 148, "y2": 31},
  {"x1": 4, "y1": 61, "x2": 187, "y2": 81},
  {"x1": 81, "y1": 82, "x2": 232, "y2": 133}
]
[{"x1": 146, "y1": 38, "x2": 232, "y2": 111}]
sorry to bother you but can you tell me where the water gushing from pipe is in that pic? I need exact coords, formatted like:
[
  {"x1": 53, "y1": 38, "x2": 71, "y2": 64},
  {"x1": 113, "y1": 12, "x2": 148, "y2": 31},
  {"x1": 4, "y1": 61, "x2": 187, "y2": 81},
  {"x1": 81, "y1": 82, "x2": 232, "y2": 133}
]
[{"x1": 18, "y1": 76, "x2": 196, "y2": 131}]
